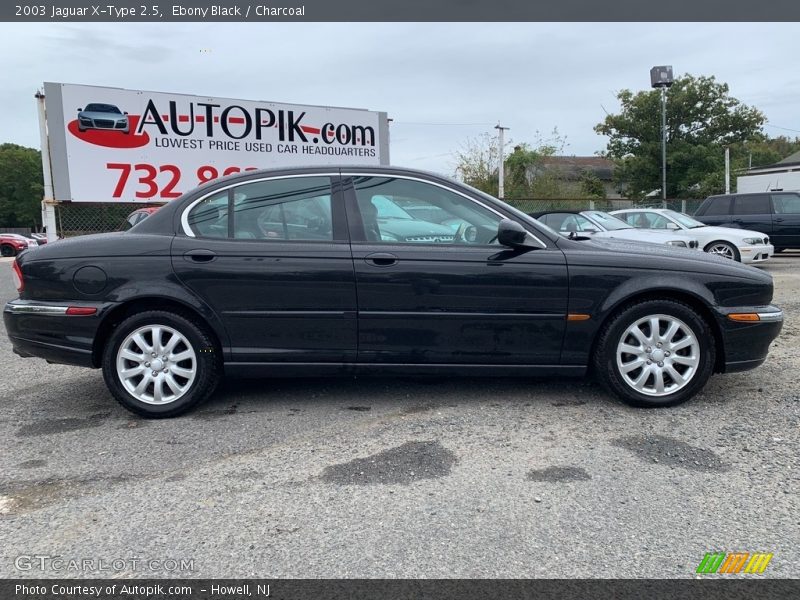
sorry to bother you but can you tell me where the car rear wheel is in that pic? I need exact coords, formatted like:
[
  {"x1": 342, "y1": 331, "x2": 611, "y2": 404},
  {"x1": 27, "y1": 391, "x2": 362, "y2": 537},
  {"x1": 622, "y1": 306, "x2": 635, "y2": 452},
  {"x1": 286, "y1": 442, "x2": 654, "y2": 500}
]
[
  {"x1": 1, "y1": 244, "x2": 16, "y2": 257},
  {"x1": 102, "y1": 310, "x2": 220, "y2": 417},
  {"x1": 593, "y1": 299, "x2": 715, "y2": 408},
  {"x1": 705, "y1": 240, "x2": 740, "y2": 261}
]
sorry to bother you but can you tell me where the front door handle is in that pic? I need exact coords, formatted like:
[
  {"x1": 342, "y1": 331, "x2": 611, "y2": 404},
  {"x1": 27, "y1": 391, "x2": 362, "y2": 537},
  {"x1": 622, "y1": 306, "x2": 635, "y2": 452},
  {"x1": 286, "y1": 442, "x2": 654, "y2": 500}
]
[
  {"x1": 775, "y1": 218, "x2": 785, "y2": 223},
  {"x1": 184, "y1": 249, "x2": 217, "y2": 263},
  {"x1": 364, "y1": 252, "x2": 398, "y2": 267}
]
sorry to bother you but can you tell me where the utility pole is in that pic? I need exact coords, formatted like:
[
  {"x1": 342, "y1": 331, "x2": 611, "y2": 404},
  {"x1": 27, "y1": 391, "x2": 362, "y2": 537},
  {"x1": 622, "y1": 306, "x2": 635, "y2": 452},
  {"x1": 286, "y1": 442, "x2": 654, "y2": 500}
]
[
  {"x1": 724, "y1": 146, "x2": 731, "y2": 194},
  {"x1": 495, "y1": 123, "x2": 509, "y2": 199}
]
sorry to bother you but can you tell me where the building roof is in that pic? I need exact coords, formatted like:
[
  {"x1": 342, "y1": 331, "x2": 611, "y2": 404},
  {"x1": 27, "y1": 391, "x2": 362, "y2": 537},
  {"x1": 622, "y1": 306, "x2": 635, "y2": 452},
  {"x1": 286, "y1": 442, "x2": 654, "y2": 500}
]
[
  {"x1": 775, "y1": 150, "x2": 800, "y2": 167},
  {"x1": 746, "y1": 150, "x2": 800, "y2": 174}
]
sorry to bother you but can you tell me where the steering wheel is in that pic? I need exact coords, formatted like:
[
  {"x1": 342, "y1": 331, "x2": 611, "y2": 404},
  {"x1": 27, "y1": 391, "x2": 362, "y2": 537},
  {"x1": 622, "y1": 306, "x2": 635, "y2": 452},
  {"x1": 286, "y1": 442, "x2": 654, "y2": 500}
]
[{"x1": 453, "y1": 222, "x2": 478, "y2": 244}]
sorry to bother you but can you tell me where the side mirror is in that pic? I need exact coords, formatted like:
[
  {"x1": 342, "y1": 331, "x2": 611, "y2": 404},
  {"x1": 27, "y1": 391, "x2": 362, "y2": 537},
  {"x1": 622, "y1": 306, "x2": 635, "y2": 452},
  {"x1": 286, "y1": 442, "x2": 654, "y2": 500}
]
[
  {"x1": 583, "y1": 227, "x2": 599, "y2": 233},
  {"x1": 77, "y1": 107, "x2": 83, "y2": 112},
  {"x1": 124, "y1": 111, "x2": 128, "y2": 115},
  {"x1": 666, "y1": 222, "x2": 679, "y2": 230},
  {"x1": 497, "y1": 219, "x2": 543, "y2": 249}
]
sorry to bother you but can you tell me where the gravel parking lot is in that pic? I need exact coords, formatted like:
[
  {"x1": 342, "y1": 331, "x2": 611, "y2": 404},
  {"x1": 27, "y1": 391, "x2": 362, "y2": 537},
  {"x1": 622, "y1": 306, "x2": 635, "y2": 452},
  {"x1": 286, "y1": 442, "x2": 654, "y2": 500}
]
[{"x1": 0, "y1": 253, "x2": 798, "y2": 578}]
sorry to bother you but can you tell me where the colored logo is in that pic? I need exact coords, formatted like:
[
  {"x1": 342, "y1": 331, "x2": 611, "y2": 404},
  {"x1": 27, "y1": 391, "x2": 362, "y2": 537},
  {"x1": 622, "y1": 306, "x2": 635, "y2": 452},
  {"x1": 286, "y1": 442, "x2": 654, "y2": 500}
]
[{"x1": 696, "y1": 552, "x2": 773, "y2": 574}]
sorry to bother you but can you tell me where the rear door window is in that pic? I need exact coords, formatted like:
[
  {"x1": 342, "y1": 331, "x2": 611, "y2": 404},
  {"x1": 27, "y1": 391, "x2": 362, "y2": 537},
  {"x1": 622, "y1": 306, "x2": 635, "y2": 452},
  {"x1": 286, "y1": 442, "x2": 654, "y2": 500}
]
[
  {"x1": 772, "y1": 193, "x2": 800, "y2": 214},
  {"x1": 733, "y1": 195, "x2": 770, "y2": 215},
  {"x1": 701, "y1": 197, "x2": 732, "y2": 215}
]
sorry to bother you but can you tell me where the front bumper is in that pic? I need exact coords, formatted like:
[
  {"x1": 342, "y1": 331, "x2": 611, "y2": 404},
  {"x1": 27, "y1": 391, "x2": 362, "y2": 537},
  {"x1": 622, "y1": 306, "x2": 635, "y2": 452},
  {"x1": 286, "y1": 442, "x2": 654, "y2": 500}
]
[
  {"x1": 739, "y1": 244, "x2": 773, "y2": 264},
  {"x1": 4, "y1": 299, "x2": 110, "y2": 368},
  {"x1": 714, "y1": 305, "x2": 783, "y2": 372}
]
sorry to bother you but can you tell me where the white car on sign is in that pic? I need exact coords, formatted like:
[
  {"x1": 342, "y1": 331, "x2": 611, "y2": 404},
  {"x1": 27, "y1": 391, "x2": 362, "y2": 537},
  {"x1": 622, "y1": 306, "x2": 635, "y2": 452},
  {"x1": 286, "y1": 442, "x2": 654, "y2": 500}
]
[{"x1": 610, "y1": 208, "x2": 773, "y2": 264}]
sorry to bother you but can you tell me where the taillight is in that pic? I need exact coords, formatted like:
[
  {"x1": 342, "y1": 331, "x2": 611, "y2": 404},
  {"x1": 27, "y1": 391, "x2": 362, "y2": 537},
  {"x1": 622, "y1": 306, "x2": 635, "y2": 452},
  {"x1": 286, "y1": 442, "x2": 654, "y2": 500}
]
[{"x1": 11, "y1": 260, "x2": 23, "y2": 293}]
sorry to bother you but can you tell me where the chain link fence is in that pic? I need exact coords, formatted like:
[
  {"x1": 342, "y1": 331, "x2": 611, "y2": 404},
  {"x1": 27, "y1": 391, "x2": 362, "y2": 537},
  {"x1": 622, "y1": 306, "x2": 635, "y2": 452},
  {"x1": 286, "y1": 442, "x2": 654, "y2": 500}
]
[{"x1": 54, "y1": 202, "x2": 163, "y2": 237}]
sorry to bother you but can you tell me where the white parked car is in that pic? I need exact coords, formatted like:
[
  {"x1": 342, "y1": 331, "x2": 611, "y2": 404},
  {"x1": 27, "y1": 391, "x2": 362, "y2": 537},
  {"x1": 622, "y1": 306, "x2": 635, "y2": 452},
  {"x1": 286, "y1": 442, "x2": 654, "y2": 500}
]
[
  {"x1": 610, "y1": 208, "x2": 773, "y2": 264},
  {"x1": 531, "y1": 210, "x2": 700, "y2": 249}
]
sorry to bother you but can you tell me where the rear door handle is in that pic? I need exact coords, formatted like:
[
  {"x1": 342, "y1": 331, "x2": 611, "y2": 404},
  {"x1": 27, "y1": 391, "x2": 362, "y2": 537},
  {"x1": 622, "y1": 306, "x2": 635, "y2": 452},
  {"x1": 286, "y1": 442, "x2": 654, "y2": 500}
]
[
  {"x1": 364, "y1": 252, "x2": 398, "y2": 267},
  {"x1": 775, "y1": 218, "x2": 785, "y2": 223},
  {"x1": 184, "y1": 249, "x2": 217, "y2": 263}
]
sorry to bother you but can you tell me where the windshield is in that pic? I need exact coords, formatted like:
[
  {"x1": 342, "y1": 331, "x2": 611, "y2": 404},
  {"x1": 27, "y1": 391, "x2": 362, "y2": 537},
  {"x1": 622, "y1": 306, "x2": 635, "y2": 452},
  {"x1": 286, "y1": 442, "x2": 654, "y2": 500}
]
[
  {"x1": 583, "y1": 211, "x2": 631, "y2": 231},
  {"x1": 84, "y1": 103, "x2": 121, "y2": 113},
  {"x1": 664, "y1": 209, "x2": 705, "y2": 228}
]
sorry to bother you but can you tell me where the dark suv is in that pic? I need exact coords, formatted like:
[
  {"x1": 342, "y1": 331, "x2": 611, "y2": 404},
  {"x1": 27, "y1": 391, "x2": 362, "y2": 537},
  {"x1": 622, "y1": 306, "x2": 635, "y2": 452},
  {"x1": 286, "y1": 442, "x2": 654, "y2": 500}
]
[{"x1": 694, "y1": 192, "x2": 800, "y2": 252}]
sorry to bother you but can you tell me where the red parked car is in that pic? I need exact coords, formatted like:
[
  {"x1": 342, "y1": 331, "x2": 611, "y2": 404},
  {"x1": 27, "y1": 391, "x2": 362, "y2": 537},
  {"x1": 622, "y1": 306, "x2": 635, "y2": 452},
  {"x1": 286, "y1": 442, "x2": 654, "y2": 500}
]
[
  {"x1": 122, "y1": 206, "x2": 161, "y2": 230},
  {"x1": 0, "y1": 233, "x2": 38, "y2": 257}
]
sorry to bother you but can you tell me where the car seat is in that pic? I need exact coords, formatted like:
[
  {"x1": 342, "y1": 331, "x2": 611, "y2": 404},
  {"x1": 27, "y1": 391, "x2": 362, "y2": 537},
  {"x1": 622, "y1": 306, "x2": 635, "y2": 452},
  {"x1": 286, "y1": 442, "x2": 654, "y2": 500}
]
[{"x1": 359, "y1": 199, "x2": 381, "y2": 241}]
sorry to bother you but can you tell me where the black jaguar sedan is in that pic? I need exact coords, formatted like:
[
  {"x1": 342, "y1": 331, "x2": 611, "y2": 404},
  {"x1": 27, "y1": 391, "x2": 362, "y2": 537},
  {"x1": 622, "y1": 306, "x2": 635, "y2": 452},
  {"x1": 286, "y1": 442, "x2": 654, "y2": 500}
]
[{"x1": 4, "y1": 167, "x2": 783, "y2": 417}]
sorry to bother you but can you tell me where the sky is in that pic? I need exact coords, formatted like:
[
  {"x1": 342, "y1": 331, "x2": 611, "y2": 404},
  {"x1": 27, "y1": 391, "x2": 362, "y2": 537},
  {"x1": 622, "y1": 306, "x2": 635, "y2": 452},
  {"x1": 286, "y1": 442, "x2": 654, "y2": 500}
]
[{"x1": 1, "y1": 22, "x2": 799, "y2": 176}]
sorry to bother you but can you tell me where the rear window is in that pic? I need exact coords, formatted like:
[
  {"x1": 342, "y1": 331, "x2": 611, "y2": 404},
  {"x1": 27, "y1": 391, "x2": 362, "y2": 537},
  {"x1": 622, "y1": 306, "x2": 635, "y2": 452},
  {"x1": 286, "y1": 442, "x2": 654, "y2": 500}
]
[
  {"x1": 698, "y1": 196, "x2": 731, "y2": 216},
  {"x1": 733, "y1": 194, "x2": 770, "y2": 215}
]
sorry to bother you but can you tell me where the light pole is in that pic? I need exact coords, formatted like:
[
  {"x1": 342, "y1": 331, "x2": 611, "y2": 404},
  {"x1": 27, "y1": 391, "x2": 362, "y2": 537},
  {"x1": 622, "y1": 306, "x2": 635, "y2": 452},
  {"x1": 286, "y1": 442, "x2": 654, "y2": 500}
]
[{"x1": 650, "y1": 66, "x2": 674, "y2": 208}]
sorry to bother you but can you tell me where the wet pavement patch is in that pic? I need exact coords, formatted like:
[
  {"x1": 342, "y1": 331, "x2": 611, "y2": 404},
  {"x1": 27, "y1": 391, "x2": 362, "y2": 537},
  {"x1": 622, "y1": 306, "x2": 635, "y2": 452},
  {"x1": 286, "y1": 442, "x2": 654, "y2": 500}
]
[
  {"x1": 193, "y1": 405, "x2": 239, "y2": 419},
  {"x1": 15, "y1": 413, "x2": 110, "y2": 437},
  {"x1": 16, "y1": 459, "x2": 47, "y2": 469},
  {"x1": 0, "y1": 474, "x2": 134, "y2": 512},
  {"x1": 612, "y1": 434, "x2": 727, "y2": 471},
  {"x1": 526, "y1": 466, "x2": 591, "y2": 482},
  {"x1": 319, "y1": 441, "x2": 457, "y2": 485},
  {"x1": 347, "y1": 406, "x2": 371, "y2": 412}
]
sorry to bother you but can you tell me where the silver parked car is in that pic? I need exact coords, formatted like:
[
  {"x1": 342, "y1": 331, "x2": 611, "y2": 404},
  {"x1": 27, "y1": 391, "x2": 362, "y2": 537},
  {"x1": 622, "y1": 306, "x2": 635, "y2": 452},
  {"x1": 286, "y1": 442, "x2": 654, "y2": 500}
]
[
  {"x1": 611, "y1": 208, "x2": 773, "y2": 264},
  {"x1": 531, "y1": 210, "x2": 700, "y2": 249},
  {"x1": 77, "y1": 103, "x2": 129, "y2": 133}
]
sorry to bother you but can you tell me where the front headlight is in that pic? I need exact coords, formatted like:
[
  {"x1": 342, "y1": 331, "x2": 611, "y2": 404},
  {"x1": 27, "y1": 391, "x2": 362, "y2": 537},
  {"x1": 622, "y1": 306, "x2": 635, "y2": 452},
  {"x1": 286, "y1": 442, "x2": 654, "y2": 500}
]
[
  {"x1": 666, "y1": 240, "x2": 687, "y2": 247},
  {"x1": 741, "y1": 238, "x2": 761, "y2": 245}
]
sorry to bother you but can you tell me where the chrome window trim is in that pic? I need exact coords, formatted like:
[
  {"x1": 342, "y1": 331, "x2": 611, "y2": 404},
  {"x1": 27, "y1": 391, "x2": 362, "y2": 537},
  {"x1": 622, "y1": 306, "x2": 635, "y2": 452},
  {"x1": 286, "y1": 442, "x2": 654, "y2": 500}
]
[
  {"x1": 180, "y1": 171, "x2": 547, "y2": 248},
  {"x1": 181, "y1": 173, "x2": 340, "y2": 237}
]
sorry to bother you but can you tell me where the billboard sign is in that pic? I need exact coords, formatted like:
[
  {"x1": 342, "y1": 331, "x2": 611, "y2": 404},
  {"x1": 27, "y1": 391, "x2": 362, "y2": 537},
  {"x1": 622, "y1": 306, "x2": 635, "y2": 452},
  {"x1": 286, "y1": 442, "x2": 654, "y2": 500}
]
[{"x1": 43, "y1": 82, "x2": 390, "y2": 203}]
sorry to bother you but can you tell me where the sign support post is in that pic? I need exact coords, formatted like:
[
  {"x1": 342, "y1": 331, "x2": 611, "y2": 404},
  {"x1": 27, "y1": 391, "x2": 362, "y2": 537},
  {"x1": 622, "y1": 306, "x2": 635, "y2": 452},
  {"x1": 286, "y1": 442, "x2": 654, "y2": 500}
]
[{"x1": 36, "y1": 90, "x2": 58, "y2": 242}]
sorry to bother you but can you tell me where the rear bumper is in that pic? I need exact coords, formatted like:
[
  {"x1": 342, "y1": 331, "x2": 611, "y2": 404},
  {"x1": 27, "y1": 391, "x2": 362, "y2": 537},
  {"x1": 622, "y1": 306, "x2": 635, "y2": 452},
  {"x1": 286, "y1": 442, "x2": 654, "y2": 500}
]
[
  {"x1": 714, "y1": 305, "x2": 783, "y2": 372},
  {"x1": 4, "y1": 299, "x2": 111, "y2": 368}
]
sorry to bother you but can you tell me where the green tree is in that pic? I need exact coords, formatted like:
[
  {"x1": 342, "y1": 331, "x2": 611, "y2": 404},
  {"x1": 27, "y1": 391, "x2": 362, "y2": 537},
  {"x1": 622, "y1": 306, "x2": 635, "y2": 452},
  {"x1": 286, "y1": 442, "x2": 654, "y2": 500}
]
[
  {"x1": 453, "y1": 128, "x2": 568, "y2": 198},
  {"x1": 0, "y1": 143, "x2": 44, "y2": 228},
  {"x1": 595, "y1": 74, "x2": 766, "y2": 198},
  {"x1": 453, "y1": 132, "x2": 503, "y2": 196},
  {"x1": 579, "y1": 169, "x2": 607, "y2": 199}
]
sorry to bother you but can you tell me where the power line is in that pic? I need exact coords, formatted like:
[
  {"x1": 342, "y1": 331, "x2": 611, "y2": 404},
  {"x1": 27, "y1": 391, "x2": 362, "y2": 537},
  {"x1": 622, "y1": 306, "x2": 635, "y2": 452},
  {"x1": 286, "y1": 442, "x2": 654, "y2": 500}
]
[
  {"x1": 764, "y1": 122, "x2": 800, "y2": 134},
  {"x1": 390, "y1": 121, "x2": 496, "y2": 127}
]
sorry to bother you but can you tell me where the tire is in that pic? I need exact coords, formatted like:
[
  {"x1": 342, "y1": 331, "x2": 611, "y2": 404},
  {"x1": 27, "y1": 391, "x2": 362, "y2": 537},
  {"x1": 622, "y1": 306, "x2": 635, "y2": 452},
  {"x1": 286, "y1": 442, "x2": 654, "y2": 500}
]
[
  {"x1": 704, "y1": 240, "x2": 740, "y2": 262},
  {"x1": 774, "y1": 248, "x2": 785, "y2": 254},
  {"x1": 593, "y1": 299, "x2": 715, "y2": 408},
  {"x1": 1, "y1": 244, "x2": 16, "y2": 257},
  {"x1": 102, "y1": 310, "x2": 221, "y2": 417}
]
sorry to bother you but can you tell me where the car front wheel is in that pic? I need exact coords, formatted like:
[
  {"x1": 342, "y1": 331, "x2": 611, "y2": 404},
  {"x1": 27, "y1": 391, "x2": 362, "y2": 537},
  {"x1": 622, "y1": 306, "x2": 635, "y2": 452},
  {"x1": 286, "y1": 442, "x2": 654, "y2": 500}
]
[
  {"x1": 102, "y1": 310, "x2": 220, "y2": 417},
  {"x1": 705, "y1": 240, "x2": 740, "y2": 261},
  {"x1": 1, "y1": 244, "x2": 17, "y2": 257},
  {"x1": 593, "y1": 300, "x2": 715, "y2": 408}
]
